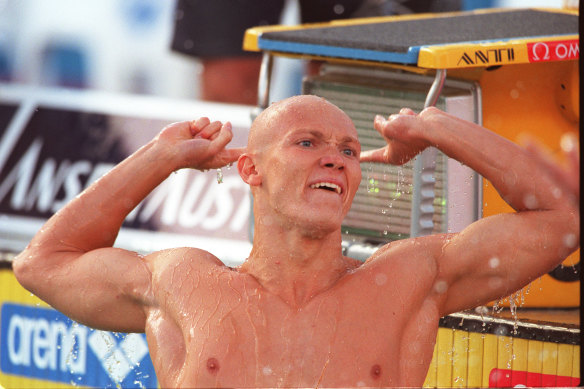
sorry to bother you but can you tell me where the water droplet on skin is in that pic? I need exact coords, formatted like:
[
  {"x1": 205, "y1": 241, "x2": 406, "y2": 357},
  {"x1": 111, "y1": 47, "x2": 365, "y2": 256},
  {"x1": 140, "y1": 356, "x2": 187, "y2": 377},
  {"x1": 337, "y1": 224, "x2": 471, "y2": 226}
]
[
  {"x1": 503, "y1": 171, "x2": 517, "y2": 186},
  {"x1": 523, "y1": 193, "x2": 538, "y2": 209},
  {"x1": 410, "y1": 342, "x2": 421, "y2": 353},
  {"x1": 433, "y1": 280, "x2": 448, "y2": 294},
  {"x1": 563, "y1": 233, "x2": 577, "y2": 248},
  {"x1": 560, "y1": 133, "x2": 577, "y2": 153},
  {"x1": 262, "y1": 366, "x2": 273, "y2": 375},
  {"x1": 488, "y1": 257, "x2": 500, "y2": 269},
  {"x1": 488, "y1": 277, "x2": 503, "y2": 289},
  {"x1": 375, "y1": 273, "x2": 387, "y2": 286}
]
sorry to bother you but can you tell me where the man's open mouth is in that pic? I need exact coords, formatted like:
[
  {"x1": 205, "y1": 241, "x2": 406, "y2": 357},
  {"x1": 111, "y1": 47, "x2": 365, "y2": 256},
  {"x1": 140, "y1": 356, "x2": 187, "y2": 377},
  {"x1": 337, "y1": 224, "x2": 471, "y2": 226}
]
[{"x1": 310, "y1": 182, "x2": 342, "y2": 194}]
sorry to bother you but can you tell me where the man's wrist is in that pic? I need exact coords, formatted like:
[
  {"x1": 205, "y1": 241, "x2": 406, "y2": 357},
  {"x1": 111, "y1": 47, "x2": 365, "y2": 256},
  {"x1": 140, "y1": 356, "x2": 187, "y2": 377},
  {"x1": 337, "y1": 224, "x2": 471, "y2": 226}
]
[{"x1": 138, "y1": 139, "x2": 182, "y2": 176}]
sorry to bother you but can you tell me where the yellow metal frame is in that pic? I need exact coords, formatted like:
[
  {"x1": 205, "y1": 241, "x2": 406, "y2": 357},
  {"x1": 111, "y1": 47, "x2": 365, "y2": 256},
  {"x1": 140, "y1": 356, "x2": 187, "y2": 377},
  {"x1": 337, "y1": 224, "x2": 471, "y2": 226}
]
[
  {"x1": 418, "y1": 34, "x2": 578, "y2": 69},
  {"x1": 423, "y1": 326, "x2": 579, "y2": 388},
  {"x1": 480, "y1": 59, "x2": 579, "y2": 307}
]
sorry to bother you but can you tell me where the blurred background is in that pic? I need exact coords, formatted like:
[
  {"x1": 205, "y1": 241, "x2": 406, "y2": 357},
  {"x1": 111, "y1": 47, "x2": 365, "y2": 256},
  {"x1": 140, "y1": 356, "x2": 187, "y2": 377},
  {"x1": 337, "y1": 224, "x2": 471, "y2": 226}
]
[{"x1": 0, "y1": 0, "x2": 576, "y2": 103}]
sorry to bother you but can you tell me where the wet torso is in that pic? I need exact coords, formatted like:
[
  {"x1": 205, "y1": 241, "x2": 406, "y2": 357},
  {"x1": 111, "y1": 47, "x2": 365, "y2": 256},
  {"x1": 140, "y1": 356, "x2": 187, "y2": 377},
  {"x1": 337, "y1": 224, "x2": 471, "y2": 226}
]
[{"x1": 144, "y1": 249, "x2": 442, "y2": 388}]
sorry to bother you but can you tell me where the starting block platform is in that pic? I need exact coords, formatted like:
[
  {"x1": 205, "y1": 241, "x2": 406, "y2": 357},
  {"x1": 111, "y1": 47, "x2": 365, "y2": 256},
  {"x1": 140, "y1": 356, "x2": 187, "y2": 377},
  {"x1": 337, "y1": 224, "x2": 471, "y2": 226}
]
[{"x1": 244, "y1": 8, "x2": 578, "y2": 69}]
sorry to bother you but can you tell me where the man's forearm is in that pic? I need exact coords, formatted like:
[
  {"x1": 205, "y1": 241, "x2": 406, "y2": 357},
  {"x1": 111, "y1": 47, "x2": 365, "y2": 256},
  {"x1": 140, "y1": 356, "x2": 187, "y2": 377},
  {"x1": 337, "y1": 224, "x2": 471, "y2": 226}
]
[{"x1": 420, "y1": 108, "x2": 570, "y2": 212}]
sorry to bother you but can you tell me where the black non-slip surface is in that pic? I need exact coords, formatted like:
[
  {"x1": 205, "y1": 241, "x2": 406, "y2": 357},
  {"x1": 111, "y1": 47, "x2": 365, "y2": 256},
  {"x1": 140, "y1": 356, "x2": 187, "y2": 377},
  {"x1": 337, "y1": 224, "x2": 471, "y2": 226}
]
[{"x1": 261, "y1": 9, "x2": 578, "y2": 54}]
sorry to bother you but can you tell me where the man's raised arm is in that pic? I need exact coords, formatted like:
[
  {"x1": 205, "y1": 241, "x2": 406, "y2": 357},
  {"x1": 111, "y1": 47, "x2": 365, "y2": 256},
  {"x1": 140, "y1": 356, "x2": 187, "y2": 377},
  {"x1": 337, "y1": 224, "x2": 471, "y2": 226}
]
[
  {"x1": 362, "y1": 107, "x2": 579, "y2": 315},
  {"x1": 12, "y1": 118, "x2": 243, "y2": 332}
]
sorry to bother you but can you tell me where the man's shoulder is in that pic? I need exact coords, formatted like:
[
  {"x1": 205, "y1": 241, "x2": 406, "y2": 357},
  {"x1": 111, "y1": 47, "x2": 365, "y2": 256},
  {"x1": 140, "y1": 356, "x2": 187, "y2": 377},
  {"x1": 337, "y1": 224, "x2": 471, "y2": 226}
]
[
  {"x1": 145, "y1": 247, "x2": 226, "y2": 274},
  {"x1": 363, "y1": 236, "x2": 445, "y2": 271},
  {"x1": 142, "y1": 247, "x2": 236, "y2": 318}
]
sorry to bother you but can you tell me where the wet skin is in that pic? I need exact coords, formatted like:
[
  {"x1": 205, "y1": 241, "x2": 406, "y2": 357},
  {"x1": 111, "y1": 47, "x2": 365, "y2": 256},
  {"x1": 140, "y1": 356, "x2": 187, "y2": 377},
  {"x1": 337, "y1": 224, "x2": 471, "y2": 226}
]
[
  {"x1": 13, "y1": 96, "x2": 579, "y2": 388},
  {"x1": 145, "y1": 246, "x2": 440, "y2": 387},
  {"x1": 145, "y1": 97, "x2": 434, "y2": 387}
]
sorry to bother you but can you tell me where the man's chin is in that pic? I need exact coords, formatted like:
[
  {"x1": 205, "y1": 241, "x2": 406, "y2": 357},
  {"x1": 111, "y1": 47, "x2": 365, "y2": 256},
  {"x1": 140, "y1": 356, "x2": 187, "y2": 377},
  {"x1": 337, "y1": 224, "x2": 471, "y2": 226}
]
[
  {"x1": 272, "y1": 203, "x2": 346, "y2": 237},
  {"x1": 294, "y1": 215, "x2": 344, "y2": 239}
]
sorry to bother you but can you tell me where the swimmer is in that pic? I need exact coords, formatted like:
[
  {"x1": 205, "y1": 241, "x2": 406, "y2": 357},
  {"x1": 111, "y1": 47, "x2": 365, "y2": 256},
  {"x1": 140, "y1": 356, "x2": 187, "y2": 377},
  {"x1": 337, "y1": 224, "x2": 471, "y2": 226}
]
[{"x1": 13, "y1": 95, "x2": 579, "y2": 387}]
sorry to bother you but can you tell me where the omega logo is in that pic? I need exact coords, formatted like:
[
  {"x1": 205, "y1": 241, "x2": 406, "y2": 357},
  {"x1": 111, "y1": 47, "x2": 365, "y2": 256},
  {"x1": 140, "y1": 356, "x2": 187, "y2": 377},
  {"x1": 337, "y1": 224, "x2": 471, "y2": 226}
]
[{"x1": 528, "y1": 39, "x2": 579, "y2": 62}]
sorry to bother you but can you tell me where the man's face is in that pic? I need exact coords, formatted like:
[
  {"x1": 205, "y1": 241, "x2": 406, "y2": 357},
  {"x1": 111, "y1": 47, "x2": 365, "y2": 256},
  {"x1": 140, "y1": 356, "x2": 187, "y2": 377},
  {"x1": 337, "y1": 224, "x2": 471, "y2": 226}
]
[{"x1": 253, "y1": 97, "x2": 362, "y2": 235}]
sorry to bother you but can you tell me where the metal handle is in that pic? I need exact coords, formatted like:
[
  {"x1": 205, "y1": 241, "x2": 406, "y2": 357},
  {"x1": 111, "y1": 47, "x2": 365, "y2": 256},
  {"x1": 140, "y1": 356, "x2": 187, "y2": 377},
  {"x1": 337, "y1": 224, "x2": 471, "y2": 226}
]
[
  {"x1": 424, "y1": 69, "x2": 447, "y2": 109},
  {"x1": 257, "y1": 52, "x2": 273, "y2": 109}
]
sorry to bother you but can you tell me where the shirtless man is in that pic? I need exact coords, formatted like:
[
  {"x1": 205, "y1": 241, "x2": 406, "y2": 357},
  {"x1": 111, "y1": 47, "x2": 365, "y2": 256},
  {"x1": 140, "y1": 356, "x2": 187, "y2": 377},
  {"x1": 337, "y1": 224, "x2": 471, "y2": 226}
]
[{"x1": 13, "y1": 95, "x2": 579, "y2": 387}]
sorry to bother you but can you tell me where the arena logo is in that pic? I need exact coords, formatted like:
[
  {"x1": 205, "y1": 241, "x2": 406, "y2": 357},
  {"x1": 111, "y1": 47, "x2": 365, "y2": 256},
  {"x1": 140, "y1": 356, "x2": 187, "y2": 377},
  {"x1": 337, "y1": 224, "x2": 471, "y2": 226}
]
[
  {"x1": 457, "y1": 48, "x2": 515, "y2": 66},
  {"x1": 0, "y1": 303, "x2": 157, "y2": 388},
  {"x1": 0, "y1": 135, "x2": 250, "y2": 236}
]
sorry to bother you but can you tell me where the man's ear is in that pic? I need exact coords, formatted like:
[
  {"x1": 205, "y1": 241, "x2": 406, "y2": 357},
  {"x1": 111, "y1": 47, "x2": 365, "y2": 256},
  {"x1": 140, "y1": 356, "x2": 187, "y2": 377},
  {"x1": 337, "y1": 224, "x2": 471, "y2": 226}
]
[{"x1": 237, "y1": 154, "x2": 262, "y2": 186}]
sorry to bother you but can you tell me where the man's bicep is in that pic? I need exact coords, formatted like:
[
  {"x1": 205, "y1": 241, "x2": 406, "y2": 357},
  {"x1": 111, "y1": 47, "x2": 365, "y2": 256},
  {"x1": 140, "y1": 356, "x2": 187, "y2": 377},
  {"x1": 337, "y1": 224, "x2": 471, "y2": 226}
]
[
  {"x1": 437, "y1": 210, "x2": 576, "y2": 316},
  {"x1": 14, "y1": 246, "x2": 153, "y2": 333}
]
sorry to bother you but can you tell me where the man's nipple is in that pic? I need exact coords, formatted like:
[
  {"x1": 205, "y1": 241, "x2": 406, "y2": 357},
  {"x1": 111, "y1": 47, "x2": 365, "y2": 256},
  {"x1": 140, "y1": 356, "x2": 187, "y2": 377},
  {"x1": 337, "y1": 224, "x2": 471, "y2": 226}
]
[
  {"x1": 207, "y1": 357, "x2": 220, "y2": 375},
  {"x1": 370, "y1": 364, "x2": 382, "y2": 379}
]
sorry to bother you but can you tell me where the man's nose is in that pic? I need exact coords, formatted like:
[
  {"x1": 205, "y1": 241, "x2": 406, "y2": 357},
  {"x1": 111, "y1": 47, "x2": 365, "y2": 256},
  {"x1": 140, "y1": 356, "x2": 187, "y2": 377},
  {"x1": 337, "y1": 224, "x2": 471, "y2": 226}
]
[{"x1": 320, "y1": 151, "x2": 345, "y2": 170}]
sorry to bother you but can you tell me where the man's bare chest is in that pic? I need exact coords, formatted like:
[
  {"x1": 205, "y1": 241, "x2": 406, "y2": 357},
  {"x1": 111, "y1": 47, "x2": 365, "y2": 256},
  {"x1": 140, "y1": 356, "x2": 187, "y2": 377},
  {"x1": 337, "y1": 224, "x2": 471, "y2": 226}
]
[
  {"x1": 151, "y1": 281, "x2": 428, "y2": 386},
  {"x1": 147, "y1": 262, "x2": 439, "y2": 386}
]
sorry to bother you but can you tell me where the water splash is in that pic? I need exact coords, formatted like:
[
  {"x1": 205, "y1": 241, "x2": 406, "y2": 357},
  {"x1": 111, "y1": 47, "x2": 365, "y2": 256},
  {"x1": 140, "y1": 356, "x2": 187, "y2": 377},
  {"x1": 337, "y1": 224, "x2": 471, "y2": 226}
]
[
  {"x1": 474, "y1": 306, "x2": 489, "y2": 329},
  {"x1": 493, "y1": 287, "x2": 529, "y2": 336},
  {"x1": 216, "y1": 168, "x2": 223, "y2": 184}
]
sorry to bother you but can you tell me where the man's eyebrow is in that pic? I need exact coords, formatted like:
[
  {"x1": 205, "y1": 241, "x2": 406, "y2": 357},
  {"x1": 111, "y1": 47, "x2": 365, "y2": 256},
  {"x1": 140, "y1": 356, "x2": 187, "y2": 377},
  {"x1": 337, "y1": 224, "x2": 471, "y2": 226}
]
[
  {"x1": 340, "y1": 135, "x2": 360, "y2": 145},
  {"x1": 297, "y1": 129, "x2": 360, "y2": 144}
]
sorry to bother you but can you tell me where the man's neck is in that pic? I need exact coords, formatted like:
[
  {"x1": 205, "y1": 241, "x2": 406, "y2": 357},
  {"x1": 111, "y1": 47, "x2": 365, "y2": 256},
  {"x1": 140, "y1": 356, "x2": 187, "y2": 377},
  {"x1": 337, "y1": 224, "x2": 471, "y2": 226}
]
[{"x1": 239, "y1": 223, "x2": 359, "y2": 308}]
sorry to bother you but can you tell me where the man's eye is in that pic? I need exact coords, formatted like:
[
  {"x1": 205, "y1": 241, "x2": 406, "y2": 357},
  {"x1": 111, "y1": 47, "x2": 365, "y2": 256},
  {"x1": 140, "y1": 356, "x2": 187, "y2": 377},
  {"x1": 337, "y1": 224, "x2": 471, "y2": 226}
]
[
  {"x1": 342, "y1": 148, "x2": 355, "y2": 157},
  {"x1": 299, "y1": 140, "x2": 312, "y2": 147}
]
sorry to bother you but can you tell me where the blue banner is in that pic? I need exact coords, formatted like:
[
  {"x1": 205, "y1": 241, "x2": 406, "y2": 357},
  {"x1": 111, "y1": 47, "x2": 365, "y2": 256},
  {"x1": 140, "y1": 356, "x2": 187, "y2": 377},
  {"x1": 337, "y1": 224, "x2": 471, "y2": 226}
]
[{"x1": 1, "y1": 303, "x2": 157, "y2": 388}]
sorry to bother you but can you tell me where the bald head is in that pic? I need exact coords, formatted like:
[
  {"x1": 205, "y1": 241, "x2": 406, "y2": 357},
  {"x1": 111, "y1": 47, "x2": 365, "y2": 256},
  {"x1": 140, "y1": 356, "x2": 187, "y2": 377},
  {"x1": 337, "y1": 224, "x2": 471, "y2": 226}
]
[
  {"x1": 248, "y1": 95, "x2": 355, "y2": 155},
  {"x1": 238, "y1": 94, "x2": 362, "y2": 235}
]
